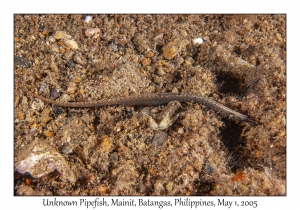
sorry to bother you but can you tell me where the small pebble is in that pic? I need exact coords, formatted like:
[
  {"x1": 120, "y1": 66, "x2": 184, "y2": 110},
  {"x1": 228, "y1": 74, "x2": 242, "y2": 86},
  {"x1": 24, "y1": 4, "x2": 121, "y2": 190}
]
[
  {"x1": 50, "y1": 89, "x2": 59, "y2": 100},
  {"x1": 53, "y1": 31, "x2": 71, "y2": 40},
  {"x1": 75, "y1": 77, "x2": 81, "y2": 83},
  {"x1": 107, "y1": 41, "x2": 118, "y2": 51},
  {"x1": 100, "y1": 137, "x2": 112, "y2": 153},
  {"x1": 152, "y1": 131, "x2": 168, "y2": 147},
  {"x1": 139, "y1": 181, "x2": 147, "y2": 193},
  {"x1": 163, "y1": 41, "x2": 178, "y2": 60},
  {"x1": 115, "y1": 124, "x2": 123, "y2": 132},
  {"x1": 62, "y1": 147, "x2": 73, "y2": 155},
  {"x1": 65, "y1": 39, "x2": 78, "y2": 50},
  {"x1": 64, "y1": 51, "x2": 75, "y2": 60},
  {"x1": 145, "y1": 136, "x2": 153, "y2": 145},
  {"x1": 149, "y1": 117, "x2": 159, "y2": 130},
  {"x1": 206, "y1": 165, "x2": 214, "y2": 175},
  {"x1": 110, "y1": 152, "x2": 119, "y2": 162},
  {"x1": 39, "y1": 84, "x2": 46, "y2": 91},
  {"x1": 14, "y1": 56, "x2": 30, "y2": 68},
  {"x1": 53, "y1": 105, "x2": 64, "y2": 116},
  {"x1": 180, "y1": 30, "x2": 188, "y2": 37},
  {"x1": 177, "y1": 127, "x2": 184, "y2": 134},
  {"x1": 185, "y1": 57, "x2": 195, "y2": 65},
  {"x1": 41, "y1": 108, "x2": 51, "y2": 124},
  {"x1": 50, "y1": 45, "x2": 59, "y2": 53},
  {"x1": 21, "y1": 96, "x2": 28, "y2": 105},
  {"x1": 141, "y1": 58, "x2": 151, "y2": 66},
  {"x1": 192, "y1": 37, "x2": 204, "y2": 46},
  {"x1": 50, "y1": 62, "x2": 59, "y2": 72},
  {"x1": 48, "y1": 36, "x2": 56, "y2": 42},
  {"x1": 31, "y1": 100, "x2": 44, "y2": 111},
  {"x1": 17, "y1": 112, "x2": 24, "y2": 121},
  {"x1": 73, "y1": 54, "x2": 86, "y2": 65},
  {"x1": 145, "y1": 51, "x2": 154, "y2": 58},
  {"x1": 30, "y1": 35, "x2": 36, "y2": 41},
  {"x1": 66, "y1": 60, "x2": 75, "y2": 68},
  {"x1": 85, "y1": 28, "x2": 100, "y2": 38},
  {"x1": 44, "y1": 130, "x2": 54, "y2": 137},
  {"x1": 156, "y1": 68, "x2": 166, "y2": 76},
  {"x1": 66, "y1": 82, "x2": 77, "y2": 94},
  {"x1": 84, "y1": 15, "x2": 92, "y2": 23}
]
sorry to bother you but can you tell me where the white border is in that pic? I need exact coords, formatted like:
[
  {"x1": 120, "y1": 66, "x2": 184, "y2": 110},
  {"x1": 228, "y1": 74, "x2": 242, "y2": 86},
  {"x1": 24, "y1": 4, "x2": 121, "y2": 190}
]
[{"x1": 2, "y1": 0, "x2": 296, "y2": 209}]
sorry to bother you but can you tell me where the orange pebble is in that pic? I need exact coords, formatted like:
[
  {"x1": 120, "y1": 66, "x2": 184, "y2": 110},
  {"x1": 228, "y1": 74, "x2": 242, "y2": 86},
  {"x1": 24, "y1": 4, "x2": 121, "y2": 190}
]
[{"x1": 231, "y1": 172, "x2": 245, "y2": 182}]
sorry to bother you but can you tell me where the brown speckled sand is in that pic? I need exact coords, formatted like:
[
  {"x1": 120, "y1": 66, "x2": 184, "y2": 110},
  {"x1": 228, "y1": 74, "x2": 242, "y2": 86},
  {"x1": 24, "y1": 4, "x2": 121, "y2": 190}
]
[{"x1": 14, "y1": 14, "x2": 286, "y2": 196}]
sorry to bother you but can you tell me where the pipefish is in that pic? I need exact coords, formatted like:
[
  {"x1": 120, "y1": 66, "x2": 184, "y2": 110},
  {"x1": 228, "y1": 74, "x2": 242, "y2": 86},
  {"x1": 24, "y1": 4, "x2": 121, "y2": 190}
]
[{"x1": 27, "y1": 91, "x2": 257, "y2": 125}]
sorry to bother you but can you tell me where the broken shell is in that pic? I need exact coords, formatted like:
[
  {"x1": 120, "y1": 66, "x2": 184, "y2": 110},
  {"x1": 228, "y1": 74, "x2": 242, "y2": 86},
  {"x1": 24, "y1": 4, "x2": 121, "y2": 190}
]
[
  {"x1": 66, "y1": 82, "x2": 77, "y2": 94},
  {"x1": 85, "y1": 28, "x2": 101, "y2": 38},
  {"x1": 15, "y1": 140, "x2": 76, "y2": 183},
  {"x1": 192, "y1": 37, "x2": 204, "y2": 46},
  {"x1": 65, "y1": 39, "x2": 78, "y2": 50},
  {"x1": 163, "y1": 41, "x2": 178, "y2": 60},
  {"x1": 53, "y1": 31, "x2": 72, "y2": 40},
  {"x1": 152, "y1": 131, "x2": 168, "y2": 147}
]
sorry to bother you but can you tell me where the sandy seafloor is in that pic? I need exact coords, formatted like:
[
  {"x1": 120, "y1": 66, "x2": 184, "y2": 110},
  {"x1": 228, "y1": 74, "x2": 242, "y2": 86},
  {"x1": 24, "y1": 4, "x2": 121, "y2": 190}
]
[{"x1": 14, "y1": 14, "x2": 286, "y2": 195}]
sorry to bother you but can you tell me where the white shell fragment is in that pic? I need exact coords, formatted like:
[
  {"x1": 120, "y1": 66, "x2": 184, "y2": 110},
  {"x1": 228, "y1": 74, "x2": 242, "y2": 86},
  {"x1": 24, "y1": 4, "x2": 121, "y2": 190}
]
[
  {"x1": 85, "y1": 28, "x2": 101, "y2": 38},
  {"x1": 65, "y1": 39, "x2": 78, "y2": 50},
  {"x1": 53, "y1": 31, "x2": 72, "y2": 40},
  {"x1": 84, "y1": 15, "x2": 92, "y2": 23},
  {"x1": 192, "y1": 37, "x2": 204, "y2": 46},
  {"x1": 52, "y1": 31, "x2": 79, "y2": 50},
  {"x1": 148, "y1": 101, "x2": 181, "y2": 130},
  {"x1": 15, "y1": 140, "x2": 76, "y2": 183}
]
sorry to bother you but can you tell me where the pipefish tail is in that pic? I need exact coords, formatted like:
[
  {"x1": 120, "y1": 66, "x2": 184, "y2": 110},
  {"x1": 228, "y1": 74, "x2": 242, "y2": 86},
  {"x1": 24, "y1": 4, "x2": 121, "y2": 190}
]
[{"x1": 27, "y1": 91, "x2": 257, "y2": 125}]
